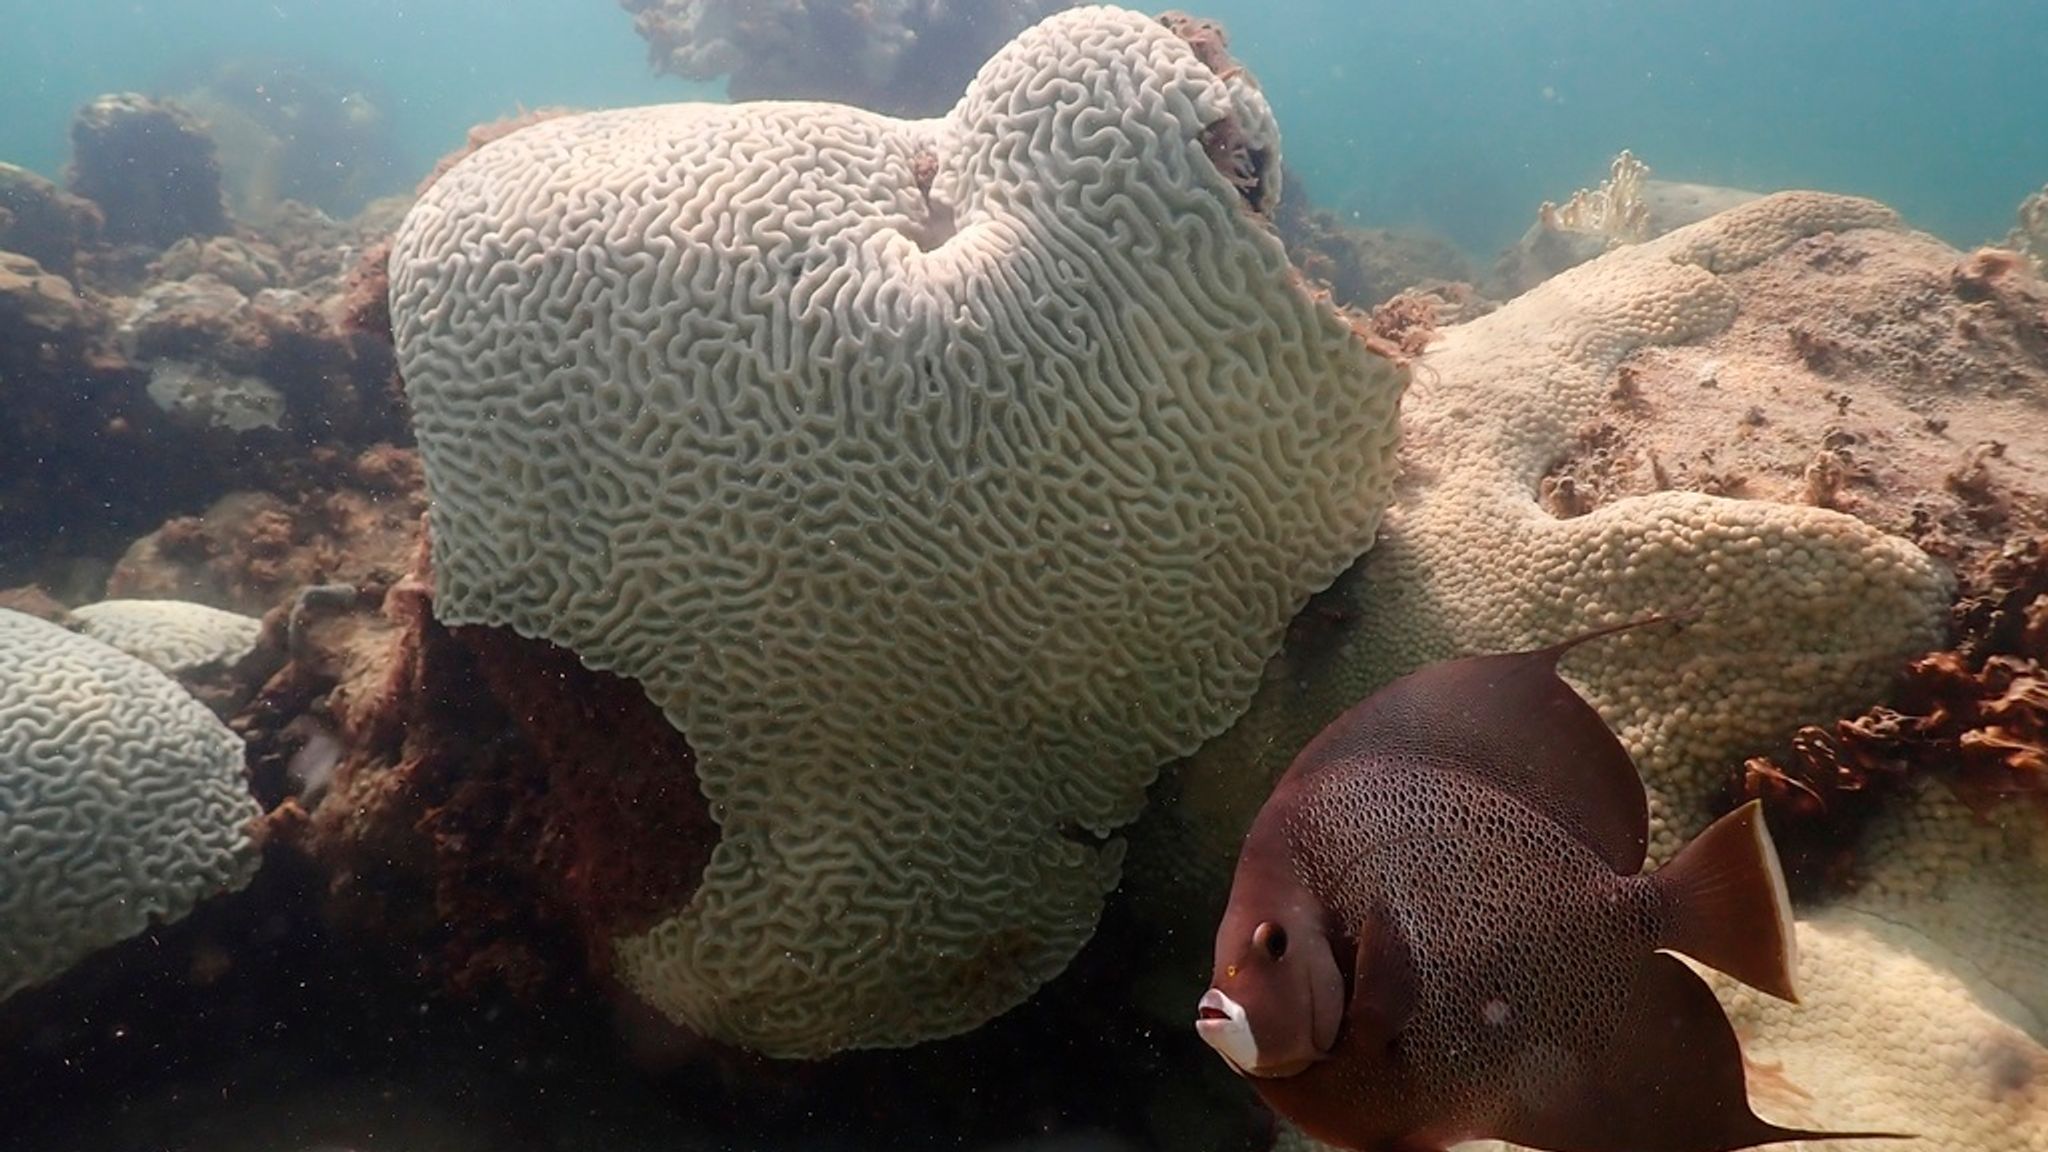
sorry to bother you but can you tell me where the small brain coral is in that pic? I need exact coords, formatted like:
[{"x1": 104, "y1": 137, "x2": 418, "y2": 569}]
[
  {"x1": 0, "y1": 607, "x2": 261, "y2": 1002},
  {"x1": 71, "y1": 598, "x2": 263, "y2": 675},
  {"x1": 388, "y1": 6, "x2": 1405, "y2": 1054},
  {"x1": 1357, "y1": 196, "x2": 1952, "y2": 855}
]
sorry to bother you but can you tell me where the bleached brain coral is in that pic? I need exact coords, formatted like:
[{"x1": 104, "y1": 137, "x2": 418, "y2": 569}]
[
  {"x1": 71, "y1": 598, "x2": 263, "y2": 675},
  {"x1": 388, "y1": 6, "x2": 1404, "y2": 1054},
  {"x1": 0, "y1": 607, "x2": 261, "y2": 1002}
]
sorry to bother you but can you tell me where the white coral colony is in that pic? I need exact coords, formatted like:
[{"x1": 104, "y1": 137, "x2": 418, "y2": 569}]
[
  {"x1": 70, "y1": 598, "x2": 263, "y2": 675},
  {"x1": 0, "y1": 608, "x2": 261, "y2": 1002},
  {"x1": 387, "y1": 6, "x2": 1406, "y2": 1054}
]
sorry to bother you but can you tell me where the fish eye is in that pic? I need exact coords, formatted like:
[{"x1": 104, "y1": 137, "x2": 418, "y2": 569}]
[{"x1": 1252, "y1": 921, "x2": 1288, "y2": 959}]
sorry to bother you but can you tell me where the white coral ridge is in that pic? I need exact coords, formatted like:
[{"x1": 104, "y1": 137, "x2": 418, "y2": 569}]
[
  {"x1": 0, "y1": 608, "x2": 262, "y2": 1002},
  {"x1": 72, "y1": 598, "x2": 263, "y2": 675},
  {"x1": 388, "y1": 5, "x2": 1403, "y2": 1055}
]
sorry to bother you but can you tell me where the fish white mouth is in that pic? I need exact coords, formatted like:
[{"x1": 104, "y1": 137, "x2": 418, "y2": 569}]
[{"x1": 1195, "y1": 987, "x2": 1262, "y2": 1076}]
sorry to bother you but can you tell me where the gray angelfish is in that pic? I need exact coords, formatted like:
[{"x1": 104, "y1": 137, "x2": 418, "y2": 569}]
[{"x1": 1195, "y1": 618, "x2": 1906, "y2": 1152}]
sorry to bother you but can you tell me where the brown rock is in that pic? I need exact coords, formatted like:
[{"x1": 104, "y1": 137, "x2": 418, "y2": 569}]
[
  {"x1": 67, "y1": 93, "x2": 228, "y2": 248},
  {"x1": 0, "y1": 162, "x2": 102, "y2": 276}
]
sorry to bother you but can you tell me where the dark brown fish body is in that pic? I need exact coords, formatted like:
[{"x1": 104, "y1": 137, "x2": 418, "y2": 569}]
[
  {"x1": 1195, "y1": 620, "x2": 1904, "y2": 1152},
  {"x1": 1267, "y1": 761, "x2": 1663, "y2": 1147}
]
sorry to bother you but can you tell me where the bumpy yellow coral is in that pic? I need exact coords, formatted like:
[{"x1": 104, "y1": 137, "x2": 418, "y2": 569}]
[
  {"x1": 1151, "y1": 194, "x2": 1950, "y2": 879},
  {"x1": 1407, "y1": 907, "x2": 2048, "y2": 1152}
]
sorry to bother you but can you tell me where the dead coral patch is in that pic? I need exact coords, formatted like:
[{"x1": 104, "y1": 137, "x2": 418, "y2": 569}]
[{"x1": 1536, "y1": 226, "x2": 2048, "y2": 574}]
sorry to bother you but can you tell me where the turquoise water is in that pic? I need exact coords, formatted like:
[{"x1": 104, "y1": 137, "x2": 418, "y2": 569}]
[
  {"x1": 0, "y1": 0, "x2": 695, "y2": 205},
  {"x1": 2, "y1": 0, "x2": 2041, "y2": 252},
  {"x1": 1232, "y1": 0, "x2": 2048, "y2": 251}
]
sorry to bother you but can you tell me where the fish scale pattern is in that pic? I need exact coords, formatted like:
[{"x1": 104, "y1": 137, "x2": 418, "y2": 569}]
[
  {"x1": 1289, "y1": 763, "x2": 1655, "y2": 1135},
  {"x1": 0, "y1": 608, "x2": 260, "y2": 1002},
  {"x1": 387, "y1": 5, "x2": 1406, "y2": 1055}
]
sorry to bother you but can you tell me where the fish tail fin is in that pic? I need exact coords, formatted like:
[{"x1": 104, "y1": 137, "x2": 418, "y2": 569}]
[
  {"x1": 1503, "y1": 953, "x2": 1912, "y2": 1152},
  {"x1": 1653, "y1": 800, "x2": 1801, "y2": 1002}
]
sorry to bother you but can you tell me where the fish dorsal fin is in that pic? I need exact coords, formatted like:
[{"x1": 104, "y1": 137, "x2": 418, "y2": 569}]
[
  {"x1": 1291, "y1": 619, "x2": 1664, "y2": 875},
  {"x1": 1500, "y1": 952, "x2": 1911, "y2": 1152}
]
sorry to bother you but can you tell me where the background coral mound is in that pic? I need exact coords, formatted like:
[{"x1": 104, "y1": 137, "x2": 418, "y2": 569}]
[
  {"x1": 388, "y1": 6, "x2": 1404, "y2": 1055},
  {"x1": 619, "y1": 0, "x2": 1076, "y2": 116},
  {"x1": 0, "y1": 608, "x2": 261, "y2": 1002}
]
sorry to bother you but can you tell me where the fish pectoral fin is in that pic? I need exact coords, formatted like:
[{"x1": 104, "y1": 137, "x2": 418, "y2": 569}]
[
  {"x1": 1346, "y1": 905, "x2": 1416, "y2": 1051},
  {"x1": 1498, "y1": 953, "x2": 1911, "y2": 1152}
]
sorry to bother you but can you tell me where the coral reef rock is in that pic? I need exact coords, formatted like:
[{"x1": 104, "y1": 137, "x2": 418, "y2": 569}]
[
  {"x1": 0, "y1": 162, "x2": 102, "y2": 277},
  {"x1": 67, "y1": 93, "x2": 228, "y2": 249},
  {"x1": 0, "y1": 251, "x2": 173, "y2": 578},
  {"x1": 388, "y1": 6, "x2": 1405, "y2": 1055},
  {"x1": 620, "y1": 0, "x2": 1077, "y2": 116},
  {"x1": 144, "y1": 357, "x2": 285, "y2": 433},
  {"x1": 152, "y1": 234, "x2": 287, "y2": 296},
  {"x1": 0, "y1": 250, "x2": 91, "y2": 363},
  {"x1": 1273, "y1": 176, "x2": 1476, "y2": 311},
  {"x1": 2010, "y1": 184, "x2": 2048, "y2": 275},
  {"x1": 0, "y1": 608, "x2": 261, "y2": 1004},
  {"x1": 1, "y1": 95, "x2": 410, "y2": 612},
  {"x1": 116, "y1": 246, "x2": 403, "y2": 444},
  {"x1": 106, "y1": 461, "x2": 425, "y2": 619}
]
